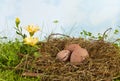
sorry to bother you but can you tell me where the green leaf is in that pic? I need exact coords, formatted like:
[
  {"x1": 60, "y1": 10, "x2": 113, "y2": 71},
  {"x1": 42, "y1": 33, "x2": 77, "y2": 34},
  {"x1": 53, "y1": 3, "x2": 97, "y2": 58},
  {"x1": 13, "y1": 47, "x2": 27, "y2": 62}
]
[
  {"x1": 34, "y1": 52, "x2": 40, "y2": 58},
  {"x1": 114, "y1": 29, "x2": 119, "y2": 34},
  {"x1": 88, "y1": 32, "x2": 92, "y2": 36},
  {"x1": 53, "y1": 20, "x2": 59, "y2": 23},
  {"x1": 16, "y1": 31, "x2": 20, "y2": 35},
  {"x1": 80, "y1": 32, "x2": 83, "y2": 35},
  {"x1": 20, "y1": 27, "x2": 22, "y2": 32}
]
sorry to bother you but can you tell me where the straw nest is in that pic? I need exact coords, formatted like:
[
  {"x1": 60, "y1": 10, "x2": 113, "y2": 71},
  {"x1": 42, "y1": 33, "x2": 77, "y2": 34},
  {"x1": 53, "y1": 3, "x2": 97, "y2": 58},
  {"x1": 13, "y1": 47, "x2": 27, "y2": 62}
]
[{"x1": 17, "y1": 35, "x2": 120, "y2": 81}]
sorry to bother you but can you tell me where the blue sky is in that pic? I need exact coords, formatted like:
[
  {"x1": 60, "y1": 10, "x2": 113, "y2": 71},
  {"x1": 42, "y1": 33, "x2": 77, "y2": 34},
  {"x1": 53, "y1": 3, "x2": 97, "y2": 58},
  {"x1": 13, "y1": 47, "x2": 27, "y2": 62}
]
[{"x1": 0, "y1": 0, "x2": 120, "y2": 39}]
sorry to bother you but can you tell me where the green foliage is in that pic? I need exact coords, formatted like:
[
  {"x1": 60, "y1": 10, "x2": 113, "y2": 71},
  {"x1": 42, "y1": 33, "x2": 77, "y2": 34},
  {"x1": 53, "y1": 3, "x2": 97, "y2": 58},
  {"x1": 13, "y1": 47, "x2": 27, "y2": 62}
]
[
  {"x1": 114, "y1": 29, "x2": 119, "y2": 34},
  {"x1": 14, "y1": 18, "x2": 26, "y2": 39},
  {"x1": 114, "y1": 77, "x2": 120, "y2": 81},
  {"x1": 0, "y1": 39, "x2": 22, "y2": 67},
  {"x1": 80, "y1": 30, "x2": 94, "y2": 39},
  {"x1": 0, "y1": 70, "x2": 40, "y2": 81},
  {"x1": 53, "y1": 20, "x2": 59, "y2": 23},
  {"x1": 0, "y1": 39, "x2": 40, "y2": 80},
  {"x1": 15, "y1": 27, "x2": 26, "y2": 39},
  {"x1": 20, "y1": 44, "x2": 39, "y2": 55},
  {"x1": 0, "y1": 38, "x2": 39, "y2": 68},
  {"x1": 80, "y1": 29, "x2": 104, "y2": 40},
  {"x1": 113, "y1": 28, "x2": 120, "y2": 47},
  {"x1": 0, "y1": 36, "x2": 7, "y2": 39},
  {"x1": 79, "y1": 28, "x2": 120, "y2": 48},
  {"x1": 79, "y1": 28, "x2": 120, "y2": 42}
]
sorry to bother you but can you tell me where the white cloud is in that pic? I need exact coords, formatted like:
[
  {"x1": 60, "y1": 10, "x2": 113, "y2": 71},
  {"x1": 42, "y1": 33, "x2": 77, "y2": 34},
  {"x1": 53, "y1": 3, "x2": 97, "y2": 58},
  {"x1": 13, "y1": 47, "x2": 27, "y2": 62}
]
[
  {"x1": 89, "y1": 0, "x2": 120, "y2": 26},
  {"x1": 0, "y1": 0, "x2": 120, "y2": 39},
  {"x1": 17, "y1": 0, "x2": 86, "y2": 36},
  {"x1": 19, "y1": 0, "x2": 85, "y2": 25},
  {"x1": 58, "y1": 0, "x2": 86, "y2": 24}
]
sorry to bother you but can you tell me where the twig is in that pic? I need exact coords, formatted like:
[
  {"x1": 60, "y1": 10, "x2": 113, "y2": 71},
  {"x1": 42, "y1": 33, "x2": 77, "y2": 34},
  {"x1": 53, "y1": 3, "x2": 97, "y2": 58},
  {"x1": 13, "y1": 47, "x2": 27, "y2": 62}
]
[
  {"x1": 101, "y1": 28, "x2": 112, "y2": 41},
  {"x1": 22, "y1": 72, "x2": 40, "y2": 77},
  {"x1": 47, "y1": 33, "x2": 70, "y2": 42}
]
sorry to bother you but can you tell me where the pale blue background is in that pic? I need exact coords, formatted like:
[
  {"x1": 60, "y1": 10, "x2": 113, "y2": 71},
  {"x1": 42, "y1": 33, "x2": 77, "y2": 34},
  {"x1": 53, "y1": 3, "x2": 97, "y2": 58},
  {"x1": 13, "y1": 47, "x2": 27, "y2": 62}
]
[{"x1": 0, "y1": 0, "x2": 120, "y2": 39}]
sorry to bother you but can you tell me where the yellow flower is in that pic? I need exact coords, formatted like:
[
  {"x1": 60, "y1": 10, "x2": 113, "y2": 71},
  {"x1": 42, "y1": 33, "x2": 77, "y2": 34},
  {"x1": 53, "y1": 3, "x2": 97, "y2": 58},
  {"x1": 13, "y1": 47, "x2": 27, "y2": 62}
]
[
  {"x1": 23, "y1": 37, "x2": 39, "y2": 46},
  {"x1": 26, "y1": 25, "x2": 40, "y2": 36},
  {"x1": 15, "y1": 17, "x2": 20, "y2": 27}
]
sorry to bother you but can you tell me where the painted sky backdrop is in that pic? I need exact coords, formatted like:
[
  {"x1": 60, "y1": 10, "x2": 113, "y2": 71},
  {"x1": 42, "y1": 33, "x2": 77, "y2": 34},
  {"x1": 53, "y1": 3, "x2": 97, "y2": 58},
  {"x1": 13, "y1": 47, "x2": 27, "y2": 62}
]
[{"x1": 0, "y1": 0, "x2": 120, "y2": 39}]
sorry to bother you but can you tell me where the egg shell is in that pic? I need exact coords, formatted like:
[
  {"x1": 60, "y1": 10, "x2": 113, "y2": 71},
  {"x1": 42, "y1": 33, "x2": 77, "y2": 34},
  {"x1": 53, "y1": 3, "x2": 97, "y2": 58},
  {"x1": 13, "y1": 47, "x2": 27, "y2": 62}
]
[
  {"x1": 56, "y1": 50, "x2": 71, "y2": 62},
  {"x1": 70, "y1": 47, "x2": 89, "y2": 65},
  {"x1": 64, "y1": 44, "x2": 81, "y2": 52}
]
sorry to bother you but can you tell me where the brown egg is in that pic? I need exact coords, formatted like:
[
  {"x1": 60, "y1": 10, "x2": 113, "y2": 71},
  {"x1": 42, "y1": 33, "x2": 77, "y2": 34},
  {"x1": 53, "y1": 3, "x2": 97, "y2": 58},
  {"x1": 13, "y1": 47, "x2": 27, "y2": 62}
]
[
  {"x1": 56, "y1": 50, "x2": 71, "y2": 62},
  {"x1": 70, "y1": 47, "x2": 89, "y2": 65},
  {"x1": 64, "y1": 44, "x2": 81, "y2": 52}
]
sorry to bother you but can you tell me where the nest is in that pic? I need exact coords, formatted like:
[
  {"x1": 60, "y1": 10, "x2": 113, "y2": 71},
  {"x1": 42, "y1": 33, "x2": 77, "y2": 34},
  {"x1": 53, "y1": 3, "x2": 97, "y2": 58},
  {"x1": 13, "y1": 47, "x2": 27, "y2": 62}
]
[{"x1": 16, "y1": 36, "x2": 120, "y2": 81}]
